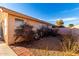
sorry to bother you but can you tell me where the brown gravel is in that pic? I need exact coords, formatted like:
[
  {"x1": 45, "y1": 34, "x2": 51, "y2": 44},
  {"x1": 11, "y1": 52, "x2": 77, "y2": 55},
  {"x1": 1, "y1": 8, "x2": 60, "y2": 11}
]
[{"x1": 10, "y1": 36, "x2": 62, "y2": 56}]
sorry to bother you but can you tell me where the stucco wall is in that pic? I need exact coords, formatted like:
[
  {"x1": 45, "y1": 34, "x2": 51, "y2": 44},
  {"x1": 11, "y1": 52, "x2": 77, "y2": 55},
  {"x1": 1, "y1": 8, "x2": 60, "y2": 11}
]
[
  {"x1": 7, "y1": 14, "x2": 50, "y2": 45},
  {"x1": 8, "y1": 14, "x2": 15, "y2": 44},
  {"x1": 27, "y1": 19, "x2": 47, "y2": 29},
  {"x1": 0, "y1": 10, "x2": 51, "y2": 45},
  {"x1": 8, "y1": 14, "x2": 28, "y2": 44}
]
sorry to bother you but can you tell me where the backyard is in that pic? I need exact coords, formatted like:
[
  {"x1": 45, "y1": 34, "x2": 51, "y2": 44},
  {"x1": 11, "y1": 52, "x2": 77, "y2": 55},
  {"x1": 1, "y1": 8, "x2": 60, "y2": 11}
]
[
  {"x1": 9, "y1": 20, "x2": 79, "y2": 56},
  {"x1": 10, "y1": 35, "x2": 79, "y2": 56}
]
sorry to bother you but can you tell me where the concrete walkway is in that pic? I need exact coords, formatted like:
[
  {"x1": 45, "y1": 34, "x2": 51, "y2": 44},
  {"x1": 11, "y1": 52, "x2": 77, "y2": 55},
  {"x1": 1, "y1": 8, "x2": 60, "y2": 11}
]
[{"x1": 0, "y1": 42, "x2": 17, "y2": 56}]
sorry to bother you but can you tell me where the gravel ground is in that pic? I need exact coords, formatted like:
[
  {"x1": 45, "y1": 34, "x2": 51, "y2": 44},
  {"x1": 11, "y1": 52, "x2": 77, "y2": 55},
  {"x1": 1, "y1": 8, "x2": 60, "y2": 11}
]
[{"x1": 10, "y1": 36, "x2": 63, "y2": 56}]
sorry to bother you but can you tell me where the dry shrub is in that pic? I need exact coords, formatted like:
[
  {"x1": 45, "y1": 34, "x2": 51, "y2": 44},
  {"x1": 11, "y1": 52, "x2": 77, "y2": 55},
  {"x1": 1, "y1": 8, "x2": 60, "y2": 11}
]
[{"x1": 61, "y1": 29, "x2": 79, "y2": 53}]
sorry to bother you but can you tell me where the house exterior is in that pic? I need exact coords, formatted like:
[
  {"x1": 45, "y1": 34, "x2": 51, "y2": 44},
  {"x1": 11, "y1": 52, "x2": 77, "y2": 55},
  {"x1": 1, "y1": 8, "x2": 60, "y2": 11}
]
[{"x1": 0, "y1": 7, "x2": 52, "y2": 45}]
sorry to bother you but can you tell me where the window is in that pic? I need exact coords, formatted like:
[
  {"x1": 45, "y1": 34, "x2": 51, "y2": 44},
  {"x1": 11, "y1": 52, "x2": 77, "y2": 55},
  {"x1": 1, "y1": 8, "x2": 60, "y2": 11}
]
[{"x1": 15, "y1": 18, "x2": 24, "y2": 29}]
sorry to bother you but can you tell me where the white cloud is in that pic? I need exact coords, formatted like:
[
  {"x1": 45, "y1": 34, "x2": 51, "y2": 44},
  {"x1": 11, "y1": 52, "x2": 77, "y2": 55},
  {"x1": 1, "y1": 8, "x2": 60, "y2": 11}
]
[
  {"x1": 47, "y1": 17, "x2": 79, "y2": 24},
  {"x1": 61, "y1": 7, "x2": 79, "y2": 13},
  {"x1": 48, "y1": 17, "x2": 79, "y2": 22},
  {"x1": 44, "y1": 19, "x2": 56, "y2": 22},
  {"x1": 47, "y1": 7, "x2": 79, "y2": 24},
  {"x1": 62, "y1": 17, "x2": 79, "y2": 21},
  {"x1": 47, "y1": 20, "x2": 56, "y2": 22}
]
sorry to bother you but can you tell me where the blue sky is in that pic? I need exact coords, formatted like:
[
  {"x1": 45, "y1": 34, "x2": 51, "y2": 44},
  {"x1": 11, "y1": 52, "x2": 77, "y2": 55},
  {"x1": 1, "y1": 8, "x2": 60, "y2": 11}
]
[{"x1": 0, "y1": 3, "x2": 79, "y2": 26}]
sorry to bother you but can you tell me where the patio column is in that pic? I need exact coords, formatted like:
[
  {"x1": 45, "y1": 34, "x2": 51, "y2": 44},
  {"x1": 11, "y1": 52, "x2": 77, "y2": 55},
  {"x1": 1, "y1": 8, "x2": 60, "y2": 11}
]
[{"x1": 2, "y1": 12, "x2": 9, "y2": 45}]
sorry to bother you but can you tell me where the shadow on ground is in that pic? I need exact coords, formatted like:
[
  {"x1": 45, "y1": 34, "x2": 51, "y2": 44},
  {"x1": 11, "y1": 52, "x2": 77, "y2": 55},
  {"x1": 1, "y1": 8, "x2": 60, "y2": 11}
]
[
  {"x1": 9, "y1": 28, "x2": 79, "y2": 56},
  {"x1": 10, "y1": 36, "x2": 62, "y2": 51}
]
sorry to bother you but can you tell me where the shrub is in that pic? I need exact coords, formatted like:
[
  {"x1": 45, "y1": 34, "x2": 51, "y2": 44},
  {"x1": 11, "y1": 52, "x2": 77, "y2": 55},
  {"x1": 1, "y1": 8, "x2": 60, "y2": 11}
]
[
  {"x1": 14, "y1": 23, "x2": 34, "y2": 41},
  {"x1": 61, "y1": 29, "x2": 79, "y2": 53}
]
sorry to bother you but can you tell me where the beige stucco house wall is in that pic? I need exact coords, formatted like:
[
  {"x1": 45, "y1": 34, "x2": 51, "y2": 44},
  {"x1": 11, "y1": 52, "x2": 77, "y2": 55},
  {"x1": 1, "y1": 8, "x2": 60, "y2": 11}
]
[{"x1": 0, "y1": 7, "x2": 52, "y2": 45}]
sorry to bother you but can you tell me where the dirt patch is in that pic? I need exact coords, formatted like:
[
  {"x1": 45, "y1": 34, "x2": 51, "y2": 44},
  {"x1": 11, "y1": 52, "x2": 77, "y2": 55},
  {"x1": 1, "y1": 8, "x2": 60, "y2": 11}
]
[{"x1": 10, "y1": 37, "x2": 63, "y2": 56}]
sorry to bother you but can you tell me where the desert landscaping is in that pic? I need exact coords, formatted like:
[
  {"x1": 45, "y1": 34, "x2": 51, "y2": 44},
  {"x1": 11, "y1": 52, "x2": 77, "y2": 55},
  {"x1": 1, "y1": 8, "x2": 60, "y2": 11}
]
[
  {"x1": 9, "y1": 20, "x2": 79, "y2": 56},
  {"x1": 0, "y1": 6, "x2": 79, "y2": 56}
]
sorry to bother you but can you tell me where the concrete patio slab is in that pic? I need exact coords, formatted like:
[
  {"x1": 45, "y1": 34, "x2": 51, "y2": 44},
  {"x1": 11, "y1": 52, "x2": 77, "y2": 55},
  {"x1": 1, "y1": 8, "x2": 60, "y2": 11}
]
[{"x1": 0, "y1": 42, "x2": 17, "y2": 56}]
